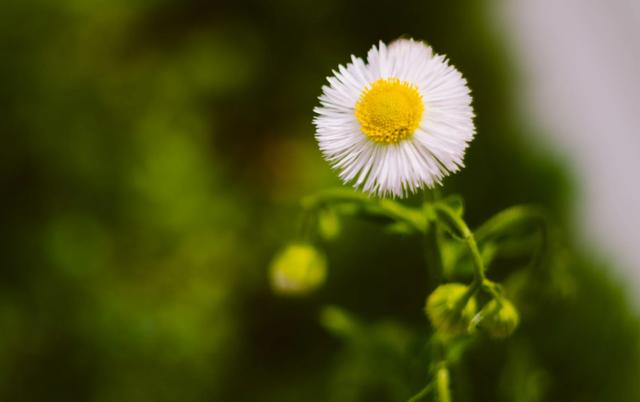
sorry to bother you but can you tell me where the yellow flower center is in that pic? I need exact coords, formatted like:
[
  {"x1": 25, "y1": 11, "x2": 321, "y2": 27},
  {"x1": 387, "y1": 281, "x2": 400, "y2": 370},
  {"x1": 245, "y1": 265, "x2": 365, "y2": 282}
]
[{"x1": 354, "y1": 78, "x2": 424, "y2": 144}]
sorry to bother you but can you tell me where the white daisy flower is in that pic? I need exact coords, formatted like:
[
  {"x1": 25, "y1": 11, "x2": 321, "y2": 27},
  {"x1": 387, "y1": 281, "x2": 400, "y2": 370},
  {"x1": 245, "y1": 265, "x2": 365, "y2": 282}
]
[{"x1": 313, "y1": 38, "x2": 475, "y2": 198}]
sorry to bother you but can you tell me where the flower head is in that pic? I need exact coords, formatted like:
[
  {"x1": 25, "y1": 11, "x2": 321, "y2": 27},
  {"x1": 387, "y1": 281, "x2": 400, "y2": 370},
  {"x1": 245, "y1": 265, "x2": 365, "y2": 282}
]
[{"x1": 314, "y1": 39, "x2": 474, "y2": 197}]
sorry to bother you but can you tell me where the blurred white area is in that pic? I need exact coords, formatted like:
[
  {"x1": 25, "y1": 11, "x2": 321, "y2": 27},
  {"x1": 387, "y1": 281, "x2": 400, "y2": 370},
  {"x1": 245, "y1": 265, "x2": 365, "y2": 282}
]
[{"x1": 496, "y1": 0, "x2": 640, "y2": 290}]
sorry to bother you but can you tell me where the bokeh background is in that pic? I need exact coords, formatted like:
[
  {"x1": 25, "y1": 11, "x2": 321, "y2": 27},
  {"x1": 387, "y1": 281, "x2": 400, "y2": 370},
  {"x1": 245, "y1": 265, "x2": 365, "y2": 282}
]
[
  {"x1": 1, "y1": 1, "x2": 638, "y2": 401},
  {"x1": 500, "y1": 0, "x2": 640, "y2": 292}
]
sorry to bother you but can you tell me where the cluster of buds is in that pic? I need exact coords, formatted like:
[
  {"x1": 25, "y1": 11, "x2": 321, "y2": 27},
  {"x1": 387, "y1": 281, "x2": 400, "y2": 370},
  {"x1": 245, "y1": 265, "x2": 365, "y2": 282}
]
[{"x1": 425, "y1": 281, "x2": 519, "y2": 339}]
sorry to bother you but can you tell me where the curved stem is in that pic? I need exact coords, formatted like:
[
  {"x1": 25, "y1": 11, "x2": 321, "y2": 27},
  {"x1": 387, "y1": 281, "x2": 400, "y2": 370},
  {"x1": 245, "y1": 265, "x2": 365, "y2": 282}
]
[
  {"x1": 301, "y1": 188, "x2": 371, "y2": 209},
  {"x1": 297, "y1": 208, "x2": 316, "y2": 242},
  {"x1": 481, "y1": 279, "x2": 502, "y2": 300},
  {"x1": 433, "y1": 203, "x2": 486, "y2": 284},
  {"x1": 473, "y1": 204, "x2": 552, "y2": 277},
  {"x1": 465, "y1": 234, "x2": 486, "y2": 283},
  {"x1": 407, "y1": 383, "x2": 434, "y2": 402},
  {"x1": 473, "y1": 205, "x2": 547, "y2": 244},
  {"x1": 302, "y1": 188, "x2": 425, "y2": 232}
]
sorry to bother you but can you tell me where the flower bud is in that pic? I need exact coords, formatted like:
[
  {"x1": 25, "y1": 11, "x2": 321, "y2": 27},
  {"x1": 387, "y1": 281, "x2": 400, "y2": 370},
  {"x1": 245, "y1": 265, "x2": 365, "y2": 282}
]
[
  {"x1": 269, "y1": 243, "x2": 327, "y2": 296},
  {"x1": 425, "y1": 283, "x2": 476, "y2": 336},
  {"x1": 318, "y1": 208, "x2": 341, "y2": 240},
  {"x1": 480, "y1": 299, "x2": 519, "y2": 338}
]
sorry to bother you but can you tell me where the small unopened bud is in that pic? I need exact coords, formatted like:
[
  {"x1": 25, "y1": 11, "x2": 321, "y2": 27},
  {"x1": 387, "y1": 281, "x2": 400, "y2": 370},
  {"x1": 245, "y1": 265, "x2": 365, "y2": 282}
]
[
  {"x1": 425, "y1": 283, "x2": 476, "y2": 336},
  {"x1": 317, "y1": 208, "x2": 341, "y2": 240},
  {"x1": 269, "y1": 243, "x2": 327, "y2": 296},
  {"x1": 480, "y1": 299, "x2": 519, "y2": 338}
]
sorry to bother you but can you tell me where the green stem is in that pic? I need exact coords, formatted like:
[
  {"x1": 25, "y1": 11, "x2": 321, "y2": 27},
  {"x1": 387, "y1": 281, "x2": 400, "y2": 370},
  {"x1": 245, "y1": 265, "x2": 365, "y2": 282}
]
[
  {"x1": 433, "y1": 203, "x2": 486, "y2": 284},
  {"x1": 481, "y1": 280, "x2": 502, "y2": 300},
  {"x1": 472, "y1": 204, "x2": 552, "y2": 278},
  {"x1": 297, "y1": 208, "x2": 316, "y2": 242},
  {"x1": 301, "y1": 188, "x2": 371, "y2": 208},
  {"x1": 407, "y1": 383, "x2": 434, "y2": 402},
  {"x1": 465, "y1": 235, "x2": 486, "y2": 283},
  {"x1": 473, "y1": 205, "x2": 547, "y2": 244},
  {"x1": 423, "y1": 191, "x2": 443, "y2": 282},
  {"x1": 435, "y1": 363, "x2": 452, "y2": 402},
  {"x1": 302, "y1": 188, "x2": 425, "y2": 232}
]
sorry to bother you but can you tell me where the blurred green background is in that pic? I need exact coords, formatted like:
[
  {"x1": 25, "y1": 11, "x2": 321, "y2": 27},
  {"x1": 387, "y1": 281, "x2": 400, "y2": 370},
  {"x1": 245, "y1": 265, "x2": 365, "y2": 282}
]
[{"x1": 1, "y1": 1, "x2": 639, "y2": 401}]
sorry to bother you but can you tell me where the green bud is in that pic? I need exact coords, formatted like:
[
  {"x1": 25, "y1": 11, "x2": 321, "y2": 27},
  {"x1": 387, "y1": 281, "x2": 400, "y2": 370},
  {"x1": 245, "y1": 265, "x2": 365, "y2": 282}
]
[
  {"x1": 269, "y1": 243, "x2": 327, "y2": 296},
  {"x1": 319, "y1": 305, "x2": 358, "y2": 337},
  {"x1": 480, "y1": 299, "x2": 519, "y2": 338},
  {"x1": 425, "y1": 283, "x2": 476, "y2": 336},
  {"x1": 318, "y1": 208, "x2": 340, "y2": 240}
]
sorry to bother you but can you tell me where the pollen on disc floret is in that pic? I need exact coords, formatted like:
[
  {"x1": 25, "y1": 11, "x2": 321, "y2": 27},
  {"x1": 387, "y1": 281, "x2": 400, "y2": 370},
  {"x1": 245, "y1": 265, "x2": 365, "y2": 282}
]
[{"x1": 354, "y1": 78, "x2": 424, "y2": 144}]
